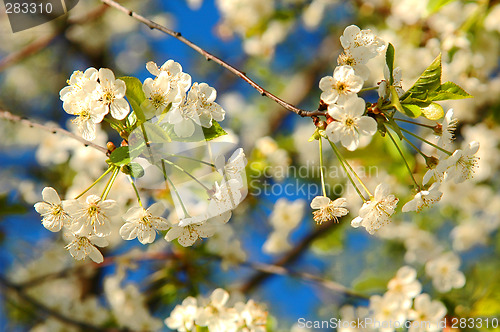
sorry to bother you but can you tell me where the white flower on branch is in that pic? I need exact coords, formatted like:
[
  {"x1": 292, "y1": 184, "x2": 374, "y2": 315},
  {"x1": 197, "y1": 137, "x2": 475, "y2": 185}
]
[
  {"x1": 119, "y1": 202, "x2": 171, "y2": 244},
  {"x1": 165, "y1": 211, "x2": 231, "y2": 247},
  {"x1": 340, "y1": 25, "x2": 386, "y2": 61},
  {"x1": 165, "y1": 296, "x2": 199, "y2": 332},
  {"x1": 425, "y1": 252, "x2": 466, "y2": 293},
  {"x1": 65, "y1": 195, "x2": 119, "y2": 237},
  {"x1": 188, "y1": 82, "x2": 225, "y2": 128},
  {"x1": 142, "y1": 73, "x2": 176, "y2": 117},
  {"x1": 196, "y1": 288, "x2": 238, "y2": 332},
  {"x1": 65, "y1": 96, "x2": 107, "y2": 141},
  {"x1": 387, "y1": 266, "x2": 422, "y2": 303},
  {"x1": 234, "y1": 299, "x2": 268, "y2": 332},
  {"x1": 319, "y1": 65, "x2": 364, "y2": 105},
  {"x1": 402, "y1": 183, "x2": 443, "y2": 213},
  {"x1": 34, "y1": 187, "x2": 73, "y2": 232},
  {"x1": 408, "y1": 294, "x2": 447, "y2": 332},
  {"x1": 369, "y1": 292, "x2": 408, "y2": 331},
  {"x1": 64, "y1": 232, "x2": 108, "y2": 263},
  {"x1": 310, "y1": 196, "x2": 349, "y2": 224},
  {"x1": 445, "y1": 141, "x2": 480, "y2": 184},
  {"x1": 326, "y1": 96, "x2": 377, "y2": 151},
  {"x1": 437, "y1": 109, "x2": 458, "y2": 150},
  {"x1": 94, "y1": 68, "x2": 130, "y2": 120},
  {"x1": 59, "y1": 67, "x2": 98, "y2": 112},
  {"x1": 215, "y1": 148, "x2": 247, "y2": 185},
  {"x1": 351, "y1": 183, "x2": 398, "y2": 235}
]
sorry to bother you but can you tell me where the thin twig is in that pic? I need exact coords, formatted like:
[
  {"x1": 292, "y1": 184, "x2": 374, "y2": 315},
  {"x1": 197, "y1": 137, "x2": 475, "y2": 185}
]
[
  {"x1": 0, "y1": 275, "x2": 121, "y2": 332},
  {"x1": 0, "y1": 109, "x2": 108, "y2": 153},
  {"x1": 100, "y1": 0, "x2": 325, "y2": 118}
]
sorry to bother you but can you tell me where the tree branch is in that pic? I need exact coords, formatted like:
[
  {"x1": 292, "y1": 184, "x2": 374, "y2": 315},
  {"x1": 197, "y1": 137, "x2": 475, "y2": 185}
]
[
  {"x1": 100, "y1": 0, "x2": 326, "y2": 118},
  {"x1": 0, "y1": 275, "x2": 122, "y2": 332},
  {"x1": 0, "y1": 109, "x2": 108, "y2": 153}
]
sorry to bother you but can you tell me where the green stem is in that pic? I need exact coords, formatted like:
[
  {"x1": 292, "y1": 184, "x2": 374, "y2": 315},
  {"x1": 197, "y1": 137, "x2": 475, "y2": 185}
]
[
  {"x1": 386, "y1": 129, "x2": 420, "y2": 188},
  {"x1": 161, "y1": 158, "x2": 211, "y2": 192},
  {"x1": 74, "y1": 166, "x2": 115, "y2": 199},
  {"x1": 161, "y1": 160, "x2": 190, "y2": 218},
  {"x1": 127, "y1": 175, "x2": 143, "y2": 207},
  {"x1": 327, "y1": 139, "x2": 367, "y2": 202},
  {"x1": 318, "y1": 138, "x2": 327, "y2": 197},
  {"x1": 360, "y1": 86, "x2": 379, "y2": 92},
  {"x1": 330, "y1": 139, "x2": 373, "y2": 198},
  {"x1": 400, "y1": 135, "x2": 429, "y2": 159},
  {"x1": 101, "y1": 167, "x2": 119, "y2": 200},
  {"x1": 399, "y1": 127, "x2": 452, "y2": 155},
  {"x1": 394, "y1": 118, "x2": 435, "y2": 129}
]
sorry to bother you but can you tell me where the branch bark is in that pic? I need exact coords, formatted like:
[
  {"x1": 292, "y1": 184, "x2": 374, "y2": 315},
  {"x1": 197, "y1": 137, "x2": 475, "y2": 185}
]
[
  {"x1": 100, "y1": 0, "x2": 326, "y2": 118},
  {"x1": 0, "y1": 109, "x2": 108, "y2": 153}
]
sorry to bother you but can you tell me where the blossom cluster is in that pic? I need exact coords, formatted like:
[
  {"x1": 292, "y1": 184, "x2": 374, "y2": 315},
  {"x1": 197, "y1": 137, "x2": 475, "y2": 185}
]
[
  {"x1": 165, "y1": 288, "x2": 268, "y2": 332},
  {"x1": 340, "y1": 266, "x2": 448, "y2": 332}
]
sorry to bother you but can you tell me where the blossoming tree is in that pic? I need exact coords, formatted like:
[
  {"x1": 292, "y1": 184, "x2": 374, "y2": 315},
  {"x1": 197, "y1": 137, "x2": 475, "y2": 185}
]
[{"x1": 0, "y1": 0, "x2": 499, "y2": 331}]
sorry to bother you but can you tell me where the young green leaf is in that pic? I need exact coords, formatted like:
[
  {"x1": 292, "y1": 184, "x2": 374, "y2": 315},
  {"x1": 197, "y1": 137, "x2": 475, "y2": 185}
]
[
  {"x1": 400, "y1": 54, "x2": 442, "y2": 101},
  {"x1": 121, "y1": 162, "x2": 145, "y2": 178},
  {"x1": 401, "y1": 104, "x2": 422, "y2": 118},
  {"x1": 428, "y1": 82, "x2": 472, "y2": 101},
  {"x1": 120, "y1": 76, "x2": 146, "y2": 123},
  {"x1": 420, "y1": 102, "x2": 444, "y2": 120},
  {"x1": 202, "y1": 121, "x2": 228, "y2": 141},
  {"x1": 109, "y1": 146, "x2": 131, "y2": 166},
  {"x1": 385, "y1": 43, "x2": 395, "y2": 85}
]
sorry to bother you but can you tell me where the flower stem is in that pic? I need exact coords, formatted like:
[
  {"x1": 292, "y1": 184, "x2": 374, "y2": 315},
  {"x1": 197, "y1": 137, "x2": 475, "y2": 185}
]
[
  {"x1": 327, "y1": 139, "x2": 368, "y2": 202},
  {"x1": 386, "y1": 129, "x2": 420, "y2": 188},
  {"x1": 127, "y1": 175, "x2": 143, "y2": 207},
  {"x1": 74, "y1": 166, "x2": 115, "y2": 199},
  {"x1": 399, "y1": 127, "x2": 452, "y2": 155},
  {"x1": 104, "y1": 117, "x2": 124, "y2": 131},
  {"x1": 161, "y1": 159, "x2": 190, "y2": 218},
  {"x1": 360, "y1": 86, "x2": 379, "y2": 92},
  {"x1": 161, "y1": 158, "x2": 211, "y2": 192},
  {"x1": 318, "y1": 138, "x2": 327, "y2": 197},
  {"x1": 101, "y1": 167, "x2": 120, "y2": 200},
  {"x1": 400, "y1": 135, "x2": 429, "y2": 159},
  {"x1": 394, "y1": 118, "x2": 435, "y2": 129}
]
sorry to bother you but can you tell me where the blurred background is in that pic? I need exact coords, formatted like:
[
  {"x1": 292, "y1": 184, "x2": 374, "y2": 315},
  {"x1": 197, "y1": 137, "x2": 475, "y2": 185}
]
[{"x1": 0, "y1": 0, "x2": 499, "y2": 331}]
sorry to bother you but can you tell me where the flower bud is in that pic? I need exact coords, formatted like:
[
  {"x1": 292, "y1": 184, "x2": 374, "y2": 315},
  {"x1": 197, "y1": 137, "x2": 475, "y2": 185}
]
[{"x1": 106, "y1": 142, "x2": 116, "y2": 152}]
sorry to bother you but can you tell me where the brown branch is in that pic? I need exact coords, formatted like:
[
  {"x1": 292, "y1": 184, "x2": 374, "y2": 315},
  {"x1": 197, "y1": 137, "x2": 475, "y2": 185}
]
[
  {"x1": 100, "y1": 0, "x2": 325, "y2": 118},
  {"x1": 0, "y1": 4, "x2": 109, "y2": 72},
  {"x1": 0, "y1": 109, "x2": 108, "y2": 153},
  {"x1": 0, "y1": 275, "x2": 122, "y2": 332},
  {"x1": 239, "y1": 221, "x2": 341, "y2": 293}
]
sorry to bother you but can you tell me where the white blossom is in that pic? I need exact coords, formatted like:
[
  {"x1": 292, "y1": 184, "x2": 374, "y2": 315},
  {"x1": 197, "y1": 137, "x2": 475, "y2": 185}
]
[
  {"x1": 119, "y1": 203, "x2": 170, "y2": 244},
  {"x1": 65, "y1": 195, "x2": 119, "y2": 237},
  {"x1": 319, "y1": 66, "x2": 364, "y2": 105},
  {"x1": 215, "y1": 148, "x2": 247, "y2": 185},
  {"x1": 425, "y1": 252, "x2": 466, "y2": 293},
  {"x1": 196, "y1": 288, "x2": 238, "y2": 332},
  {"x1": 188, "y1": 82, "x2": 225, "y2": 128},
  {"x1": 34, "y1": 187, "x2": 73, "y2": 232},
  {"x1": 402, "y1": 183, "x2": 443, "y2": 212},
  {"x1": 94, "y1": 68, "x2": 129, "y2": 120},
  {"x1": 340, "y1": 25, "x2": 386, "y2": 60},
  {"x1": 386, "y1": 266, "x2": 422, "y2": 303},
  {"x1": 351, "y1": 184, "x2": 398, "y2": 235},
  {"x1": 64, "y1": 232, "x2": 108, "y2": 263},
  {"x1": 65, "y1": 96, "x2": 107, "y2": 141},
  {"x1": 310, "y1": 196, "x2": 349, "y2": 224},
  {"x1": 165, "y1": 296, "x2": 199, "y2": 332},
  {"x1": 234, "y1": 300, "x2": 268, "y2": 332},
  {"x1": 445, "y1": 141, "x2": 480, "y2": 183},
  {"x1": 408, "y1": 294, "x2": 447, "y2": 332},
  {"x1": 369, "y1": 292, "x2": 408, "y2": 332},
  {"x1": 326, "y1": 96, "x2": 377, "y2": 151}
]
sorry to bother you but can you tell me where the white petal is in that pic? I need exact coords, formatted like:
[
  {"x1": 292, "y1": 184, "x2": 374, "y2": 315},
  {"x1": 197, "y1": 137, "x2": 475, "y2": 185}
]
[
  {"x1": 110, "y1": 98, "x2": 130, "y2": 120},
  {"x1": 310, "y1": 196, "x2": 330, "y2": 209},
  {"x1": 41, "y1": 187, "x2": 61, "y2": 205},
  {"x1": 357, "y1": 116, "x2": 377, "y2": 136}
]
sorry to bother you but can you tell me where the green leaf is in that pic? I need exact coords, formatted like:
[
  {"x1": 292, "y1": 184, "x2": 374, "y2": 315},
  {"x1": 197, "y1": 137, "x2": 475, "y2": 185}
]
[
  {"x1": 389, "y1": 86, "x2": 407, "y2": 115},
  {"x1": 428, "y1": 81, "x2": 472, "y2": 101},
  {"x1": 121, "y1": 162, "x2": 145, "y2": 178},
  {"x1": 420, "y1": 102, "x2": 444, "y2": 120},
  {"x1": 202, "y1": 121, "x2": 228, "y2": 141},
  {"x1": 385, "y1": 43, "x2": 395, "y2": 85},
  {"x1": 109, "y1": 146, "x2": 131, "y2": 166},
  {"x1": 400, "y1": 54, "x2": 442, "y2": 101},
  {"x1": 120, "y1": 76, "x2": 146, "y2": 123},
  {"x1": 401, "y1": 104, "x2": 423, "y2": 118},
  {"x1": 427, "y1": 0, "x2": 457, "y2": 14}
]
